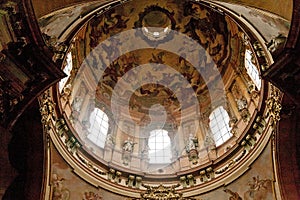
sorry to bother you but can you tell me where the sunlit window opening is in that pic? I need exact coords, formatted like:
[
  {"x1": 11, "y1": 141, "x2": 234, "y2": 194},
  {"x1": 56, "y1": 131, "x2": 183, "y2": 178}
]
[
  {"x1": 87, "y1": 108, "x2": 109, "y2": 148},
  {"x1": 209, "y1": 106, "x2": 232, "y2": 146},
  {"x1": 148, "y1": 129, "x2": 172, "y2": 164},
  {"x1": 59, "y1": 52, "x2": 73, "y2": 92},
  {"x1": 245, "y1": 49, "x2": 261, "y2": 90}
]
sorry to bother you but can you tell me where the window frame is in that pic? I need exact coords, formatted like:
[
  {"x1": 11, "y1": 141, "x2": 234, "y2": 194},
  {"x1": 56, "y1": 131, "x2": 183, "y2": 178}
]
[
  {"x1": 148, "y1": 129, "x2": 172, "y2": 164},
  {"x1": 209, "y1": 106, "x2": 232, "y2": 147},
  {"x1": 245, "y1": 49, "x2": 261, "y2": 90},
  {"x1": 87, "y1": 108, "x2": 109, "y2": 148}
]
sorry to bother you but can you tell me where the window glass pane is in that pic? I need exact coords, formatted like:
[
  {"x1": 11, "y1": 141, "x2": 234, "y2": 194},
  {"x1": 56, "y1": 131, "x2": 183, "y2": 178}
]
[
  {"x1": 221, "y1": 127, "x2": 228, "y2": 135},
  {"x1": 156, "y1": 145, "x2": 163, "y2": 150},
  {"x1": 215, "y1": 140, "x2": 222, "y2": 146},
  {"x1": 87, "y1": 108, "x2": 109, "y2": 148},
  {"x1": 223, "y1": 133, "x2": 231, "y2": 141},
  {"x1": 209, "y1": 106, "x2": 232, "y2": 147},
  {"x1": 87, "y1": 134, "x2": 97, "y2": 141},
  {"x1": 215, "y1": 133, "x2": 222, "y2": 140},
  {"x1": 245, "y1": 49, "x2": 261, "y2": 90},
  {"x1": 148, "y1": 129, "x2": 171, "y2": 164}
]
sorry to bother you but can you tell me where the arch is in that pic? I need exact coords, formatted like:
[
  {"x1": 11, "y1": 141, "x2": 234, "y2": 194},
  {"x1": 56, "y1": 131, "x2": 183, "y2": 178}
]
[
  {"x1": 87, "y1": 108, "x2": 109, "y2": 148},
  {"x1": 209, "y1": 106, "x2": 232, "y2": 146},
  {"x1": 148, "y1": 129, "x2": 172, "y2": 163}
]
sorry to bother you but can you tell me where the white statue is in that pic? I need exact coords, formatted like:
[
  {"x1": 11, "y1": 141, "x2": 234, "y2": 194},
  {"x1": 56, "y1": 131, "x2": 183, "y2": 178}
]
[
  {"x1": 237, "y1": 97, "x2": 247, "y2": 111},
  {"x1": 186, "y1": 134, "x2": 198, "y2": 152},
  {"x1": 123, "y1": 138, "x2": 135, "y2": 152}
]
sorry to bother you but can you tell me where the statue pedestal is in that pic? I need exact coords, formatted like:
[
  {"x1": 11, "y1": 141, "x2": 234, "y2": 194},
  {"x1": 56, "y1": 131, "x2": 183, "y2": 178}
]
[
  {"x1": 188, "y1": 149, "x2": 199, "y2": 164},
  {"x1": 122, "y1": 151, "x2": 132, "y2": 166}
]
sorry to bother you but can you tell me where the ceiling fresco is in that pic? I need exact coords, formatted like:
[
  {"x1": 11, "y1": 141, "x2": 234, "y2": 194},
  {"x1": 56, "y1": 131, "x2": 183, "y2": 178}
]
[
  {"x1": 0, "y1": 0, "x2": 297, "y2": 198},
  {"x1": 32, "y1": 0, "x2": 293, "y2": 20},
  {"x1": 218, "y1": 2, "x2": 290, "y2": 42},
  {"x1": 32, "y1": 0, "x2": 291, "y2": 195},
  {"x1": 38, "y1": 1, "x2": 108, "y2": 42},
  {"x1": 57, "y1": 0, "x2": 260, "y2": 174},
  {"x1": 78, "y1": 0, "x2": 244, "y2": 118}
]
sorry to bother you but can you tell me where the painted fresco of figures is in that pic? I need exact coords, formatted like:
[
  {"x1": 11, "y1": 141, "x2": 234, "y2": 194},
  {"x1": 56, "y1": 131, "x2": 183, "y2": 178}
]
[
  {"x1": 244, "y1": 176, "x2": 273, "y2": 200},
  {"x1": 182, "y1": 2, "x2": 229, "y2": 65},
  {"x1": 223, "y1": 176, "x2": 273, "y2": 200},
  {"x1": 52, "y1": 173, "x2": 70, "y2": 200},
  {"x1": 82, "y1": 191, "x2": 102, "y2": 200},
  {"x1": 224, "y1": 189, "x2": 242, "y2": 200}
]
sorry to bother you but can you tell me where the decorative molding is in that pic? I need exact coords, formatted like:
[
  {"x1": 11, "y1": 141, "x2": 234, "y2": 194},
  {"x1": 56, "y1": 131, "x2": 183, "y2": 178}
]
[
  {"x1": 141, "y1": 184, "x2": 182, "y2": 199},
  {"x1": 40, "y1": 90, "x2": 56, "y2": 130},
  {"x1": 0, "y1": 0, "x2": 65, "y2": 129},
  {"x1": 265, "y1": 84, "x2": 282, "y2": 125},
  {"x1": 37, "y1": 0, "x2": 282, "y2": 197}
]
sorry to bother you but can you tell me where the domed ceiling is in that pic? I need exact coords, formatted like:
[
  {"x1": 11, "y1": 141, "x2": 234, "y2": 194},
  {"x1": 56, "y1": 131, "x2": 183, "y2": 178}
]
[
  {"x1": 53, "y1": 0, "x2": 264, "y2": 176},
  {"x1": 32, "y1": 0, "x2": 288, "y2": 197},
  {"x1": 37, "y1": 0, "x2": 289, "y2": 193},
  {"x1": 76, "y1": 0, "x2": 239, "y2": 119}
]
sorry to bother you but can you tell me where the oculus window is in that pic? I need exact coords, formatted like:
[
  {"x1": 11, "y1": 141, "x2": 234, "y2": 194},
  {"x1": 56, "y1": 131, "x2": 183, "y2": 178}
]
[
  {"x1": 245, "y1": 49, "x2": 261, "y2": 90},
  {"x1": 148, "y1": 129, "x2": 172, "y2": 164},
  {"x1": 87, "y1": 108, "x2": 109, "y2": 148},
  {"x1": 209, "y1": 106, "x2": 232, "y2": 146}
]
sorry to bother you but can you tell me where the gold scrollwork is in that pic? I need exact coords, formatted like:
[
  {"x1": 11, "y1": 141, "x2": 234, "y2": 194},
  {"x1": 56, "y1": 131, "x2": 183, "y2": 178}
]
[
  {"x1": 141, "y1": 184, "x2": 182, "y2": 199},
  {"x1": 266, "y1": 85, "x2": 282, "y2": 124},
  {"x1": 39, "y1": 90, "x2": 56, "y2": 129}
]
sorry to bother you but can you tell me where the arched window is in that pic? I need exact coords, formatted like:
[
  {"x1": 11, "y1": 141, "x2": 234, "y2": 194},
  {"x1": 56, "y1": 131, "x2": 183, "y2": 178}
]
[
  {"x1": 87, "y1": 108, "x2": 109, "y2": 148},
  {"x1": 209, "y1": 106, "x2": 232, "y2": 146},
  {"x1": 245, "y1": 49, "x2": 261, "y2": 90},
  {"x1": 59, "y1": 52, "x2": 73, "y2": 92},
  {"x1": 148, "y1": 129, "x2": 172, "y2": 164}
]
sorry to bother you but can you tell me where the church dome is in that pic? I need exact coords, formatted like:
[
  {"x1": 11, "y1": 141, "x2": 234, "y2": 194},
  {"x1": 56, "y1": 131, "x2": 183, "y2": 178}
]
[{"x1": 37, "y1": 0, "x2": 289, "y2": 197}]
